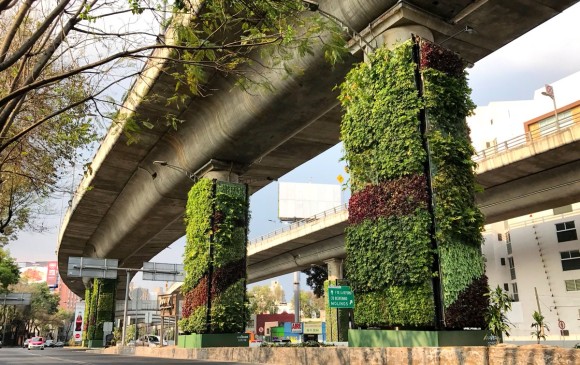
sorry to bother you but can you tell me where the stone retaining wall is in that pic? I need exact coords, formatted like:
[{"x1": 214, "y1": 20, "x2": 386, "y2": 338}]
[{"x1": 101, "y1": 344, "x2": 579, "y2": 364}]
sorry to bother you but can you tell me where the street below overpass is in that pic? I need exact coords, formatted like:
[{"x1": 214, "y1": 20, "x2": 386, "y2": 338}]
[{"x1": 0, "y1": 347, "x2": 252, "y2": 365}]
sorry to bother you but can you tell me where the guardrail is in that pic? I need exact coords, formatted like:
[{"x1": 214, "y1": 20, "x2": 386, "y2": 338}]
[
  {"x1": 249, "y1": 112, "x2": 579, "y2": 245},
  {"x1": 473, "y1": 111, "x2": 578, "y2": 162},
  {"x1": 249, "y1": 203, "x2": 348, "y2": 245}
]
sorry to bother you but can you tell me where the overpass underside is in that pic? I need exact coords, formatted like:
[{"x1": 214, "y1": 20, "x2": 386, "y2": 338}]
[{"x1": 58, "y1": 0, "x2": 579, "y2": 297}]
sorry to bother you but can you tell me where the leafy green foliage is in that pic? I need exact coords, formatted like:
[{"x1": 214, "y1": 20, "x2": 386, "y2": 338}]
[
  {"x1": 248, "y1": 285, "x2": 279, "y2": 315},
  {"x1": 302, "y1": 265, "x2": 328, "y2": 298},
  {"x1": 345, "y1": 211, "x2": 433, "y2": 292},
  {"x1": 0, "y1": 248, "x2": 19, "y2": 292},
  {"x1": 183, "y1": 178, "x2": 213, "y2": 291},
  {"x1": 209, "y1": 279, "x2": 247, "y2": 333},
  {"x1": 173, "y1": 0, "x2": 347, "y2": 96},
  {"x1": 530, "y1": 311, "x2": 549, "y2": 344},
  {"x1": 353, "y1": 282, "x2": 435, "y2": 328},
  {"x1": 339, "y1": 37, "x2": 486, "y2": 329},
  {"x1": 339, "y1": 43, "x2": 426, "y2": 192},
  {"x1": 485, "y1": 286, "x2": 513, "y2": 343},
  {"x1": 94, "y1": 279, "x2": 116, "y2": 341},
  {"x1": 420, "y1": 39, "x2": 487, "y2": 323},
  {"x1": 181, "y1": 178, "x2": 248, "y2": 334}
]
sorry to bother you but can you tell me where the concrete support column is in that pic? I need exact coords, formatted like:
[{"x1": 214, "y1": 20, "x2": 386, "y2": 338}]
[
  {"x1": 324, "y1": 258, "x2": 343, "y2": 281},
  {"x1": 203, "y1": 170, "x2": 239, "y2": 182},
  {"x1": 377, "y1": 25, "x2": 434, "y2": 50},
  {"x1": 197, "y1": 159, "x2": 241, "y2": 182}
]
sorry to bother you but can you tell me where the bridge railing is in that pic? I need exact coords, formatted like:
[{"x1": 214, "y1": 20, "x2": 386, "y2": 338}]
[
  {"x1": 249, "y1": 203, "x2": 348, "y2": 246},
  {"x1": 473, "y1": 110, "x2": 579, "y2": 162}
]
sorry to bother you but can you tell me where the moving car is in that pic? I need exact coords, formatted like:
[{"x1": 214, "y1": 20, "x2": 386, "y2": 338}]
[
  {"x1": 135, "y1": 335, "x2": 167, "y2": 347},
  {"x1": 28, "y1": 337, "x2": 45, "y2": 350}
]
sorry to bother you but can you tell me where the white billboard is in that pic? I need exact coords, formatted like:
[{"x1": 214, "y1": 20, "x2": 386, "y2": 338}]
[{"x1": 278, "y1": 182, "x2": 341, "y2": 221}]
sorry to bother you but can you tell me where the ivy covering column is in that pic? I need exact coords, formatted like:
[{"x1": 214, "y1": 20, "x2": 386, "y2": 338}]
[
  {"x1": 339, "y1": 37, "x2": 487, "y2": 329},
  {"x1": 84, "y1": 278, "x2": 116, "y2": 347},
  {"x1": 179, "y1": 178, "x2": 249, "y2": 334}
]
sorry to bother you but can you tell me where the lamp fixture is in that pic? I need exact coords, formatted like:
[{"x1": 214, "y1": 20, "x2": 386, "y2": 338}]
[
  {"x1": 153, "y1": 160, "x2": 198, "y2": 182},
  {"x1": 438, "y1": 25, "x2": 475, "y2": 46}
]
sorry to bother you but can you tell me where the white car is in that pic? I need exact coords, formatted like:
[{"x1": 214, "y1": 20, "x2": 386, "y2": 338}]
[
  {"x1": 28, "y1": 337, "x2": 45, "y2": 350},
  {"x1": 45, "y1": 339, "x2": 54, "y2": 347},
  {"x1": 136, "y1": 335, "x2": 167, "y2": 347}
]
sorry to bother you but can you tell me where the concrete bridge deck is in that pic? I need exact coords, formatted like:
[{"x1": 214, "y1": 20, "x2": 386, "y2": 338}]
[{"x1": 57, "y1": 0, "x2": 579, "y2": 297}]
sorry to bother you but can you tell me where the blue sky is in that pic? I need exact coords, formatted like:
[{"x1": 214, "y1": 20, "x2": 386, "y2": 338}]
[{"x1": 7, "y1": 3, "x2": 580, "y2": 300}]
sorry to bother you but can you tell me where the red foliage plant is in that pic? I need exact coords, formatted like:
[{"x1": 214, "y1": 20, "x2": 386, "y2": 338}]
[
  {"x1": 182, "y1": 276, "x2": 208, "y2": 318},
  {"x1": 444, "y1": 275, "x2": 489, "y2": 329},
  {"x1": 419, "y1": 39, "x2": 464, "y2": 77},
  {"x1": 348, "y1": 174, "x2": 429, "y2": 225},
  {"x1": 211, "y1": 258, "x2": 246, "y2": 296}
]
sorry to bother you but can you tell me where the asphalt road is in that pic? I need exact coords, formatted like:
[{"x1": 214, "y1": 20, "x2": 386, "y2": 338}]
[{"x1": 0, "y1": 347, "x2": 252, "y2": 365}]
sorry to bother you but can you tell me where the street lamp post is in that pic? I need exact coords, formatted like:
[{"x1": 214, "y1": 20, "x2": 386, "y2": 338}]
[{"x1": 541, "y1": 84, "x2": 558, "y2": 122}]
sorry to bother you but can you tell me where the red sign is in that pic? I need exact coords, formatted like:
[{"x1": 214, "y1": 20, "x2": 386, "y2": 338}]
[
  {"x1": 46, "y1": 261, "x2": 58, "y2": 287},
  {"x1": 558, "y1": 320, "x2": 565, "y2": 330},
  {"x1": 75, "y1": 333, "x2": 80, "y2": 339},
  {"x1": 291, "y1": 322, "x2": 303, "y2": 333}
]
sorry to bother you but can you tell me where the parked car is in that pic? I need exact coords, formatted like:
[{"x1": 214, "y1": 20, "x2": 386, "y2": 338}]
[
  {"x1": 0, "y1": 340, "x2": 3, "y2": 348},
  {"x1": 54, "y1": 341, "x2": 65, "y2": 347},
  {"x1": 22, "y1": 338, "x2": 30, "y2": 348},
  {"x1": 45, "y1": 339, "x2": 54, "y2": 347},
  {"x1": 135, "y1": 335, "x2": 167, "y2": 347},
  {"x1": 28, "y1": 337, "x2": 45, "y2": 350}
]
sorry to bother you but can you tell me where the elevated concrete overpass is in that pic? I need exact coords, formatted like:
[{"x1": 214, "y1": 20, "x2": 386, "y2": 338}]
[
  {"x1": 58, "y1": 0, "x2": 579, "y2": 297},
  {"x1": 247, "y1": 119, "x2": 580, "y2": 282}
]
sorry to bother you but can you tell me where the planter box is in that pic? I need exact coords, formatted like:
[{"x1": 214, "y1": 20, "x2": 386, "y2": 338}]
[
  {"x1": 178, "y1": 333, "x2": 249, "y2": 348},
  {"x1": 348, "y1": 329, "x2": 487, "y2": 347},
  {"x1": 87, "y1": 339, "x2": 105, "y2": 348}
]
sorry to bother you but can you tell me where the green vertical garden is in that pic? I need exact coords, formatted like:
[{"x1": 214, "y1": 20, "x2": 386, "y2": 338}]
[
  {"x1": 179, "y1": 178, "x2": 249, "y2": 333},
  {"x1": 339, "y1": 37, "x2": 487, "y2": 329},
  {"x1": 83, "y1": 278, "x2": 116, "y2": 346}
]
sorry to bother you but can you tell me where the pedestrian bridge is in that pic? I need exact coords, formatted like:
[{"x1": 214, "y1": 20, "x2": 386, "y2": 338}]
[{"x1": 57, "y1": 0, "x2": 580, "y2": 297}]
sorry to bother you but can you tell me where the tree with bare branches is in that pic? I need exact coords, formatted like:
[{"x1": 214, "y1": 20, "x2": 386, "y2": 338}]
[{"x1": 0, "y1": 0, "x2": 345, "y2": 243}]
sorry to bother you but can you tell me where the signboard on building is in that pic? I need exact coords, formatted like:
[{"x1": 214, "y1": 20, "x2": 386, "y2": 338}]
[
  {"x1": 328, "y1": 286, "x2": 355, "y2": 308},
  {"x1": 278, "y1": 182, "x2": 341, "y2": 221},
  {"x1": 73, "y1": 302, "x2": 86, "y2": 343},
  {"x1": 303, "y1": 322, "x2": 322, "y2": 334},
  {"x1": 47, "y1": 261, "x2": 58, "y2": 288},
  {"x1": 158, "y1": 294, "x2": 178, "y2": 316},
  {"x1": 291, "y1": 322, "x2": 303, "y2": 333},
  {"x1": 20, "y1": 265, "x2": 47, "y2": 283}
]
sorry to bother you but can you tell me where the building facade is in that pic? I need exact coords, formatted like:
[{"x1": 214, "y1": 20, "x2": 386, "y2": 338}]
[{"x1": 470, "y1": 71, "x2": 580, "y2": 341}]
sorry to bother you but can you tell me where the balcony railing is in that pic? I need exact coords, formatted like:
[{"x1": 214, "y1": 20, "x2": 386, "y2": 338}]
[
  {"x1": 473, "y1": 110, "x2": 578, "y2": 162},
  {"x1": 249, "y1": 203, "x2": 348, "y2": 246}
]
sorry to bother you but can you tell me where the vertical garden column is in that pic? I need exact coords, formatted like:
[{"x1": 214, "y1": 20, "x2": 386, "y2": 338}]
[
  {"x1": 84, "y1": 278, "x2": 116, "y2": 347},
  {"x1": 179, "y1": 166, "x2": 249, "y2": 336},
  {"x1": 339, "y1": 27, "x2": 488, "y2": 330}
]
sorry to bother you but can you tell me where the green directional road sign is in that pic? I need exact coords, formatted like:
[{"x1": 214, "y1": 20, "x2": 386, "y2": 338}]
[{"x1": 328, "y1": 285, "x2": 355, "y2": 308}]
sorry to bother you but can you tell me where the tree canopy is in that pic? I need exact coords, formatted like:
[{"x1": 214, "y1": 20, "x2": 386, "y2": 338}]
[
  {"x1": 0, "y1": 248, "x2": 19, "y2": 292},
  {"x1": 247, "y1": 284, "x2": 278, "y2": 314},
  {"x1": 0, "y1": 0, "x2": 346, "y2": 243}
]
